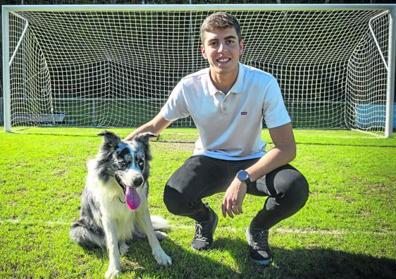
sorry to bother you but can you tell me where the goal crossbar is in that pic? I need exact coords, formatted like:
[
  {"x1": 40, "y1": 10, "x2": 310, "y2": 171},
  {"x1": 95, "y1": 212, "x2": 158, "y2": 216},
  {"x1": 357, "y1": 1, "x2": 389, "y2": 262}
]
[{"x1": 2, "y1": 4, "x2": 396, "y2": 12}]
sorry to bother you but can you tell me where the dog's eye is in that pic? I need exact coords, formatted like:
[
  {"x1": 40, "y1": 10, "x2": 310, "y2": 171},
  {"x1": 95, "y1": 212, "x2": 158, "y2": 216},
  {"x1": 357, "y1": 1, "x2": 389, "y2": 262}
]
[
  {"x1": 118, "y1": 160, "x2": 130, "y2": 169},
  {"x1": 136, "y1": 158, "x2": 145, "y2": 170},
  {"x1": 117, "y1": 157, "x2": 132, "y2": 169}
]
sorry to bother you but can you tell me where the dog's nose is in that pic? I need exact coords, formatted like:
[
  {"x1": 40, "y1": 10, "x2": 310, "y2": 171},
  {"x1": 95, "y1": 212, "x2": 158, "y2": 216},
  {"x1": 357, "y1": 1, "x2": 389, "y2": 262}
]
[{"x1": 133, "y1": 176, "x2": 143, "y2": 187}]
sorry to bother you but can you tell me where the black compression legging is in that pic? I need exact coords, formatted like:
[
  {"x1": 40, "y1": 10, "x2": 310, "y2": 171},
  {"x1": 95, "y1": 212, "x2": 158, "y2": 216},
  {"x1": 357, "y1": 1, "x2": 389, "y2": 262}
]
[{"x1": 163, "y1": 155, "x2": 309, "y2": 229}]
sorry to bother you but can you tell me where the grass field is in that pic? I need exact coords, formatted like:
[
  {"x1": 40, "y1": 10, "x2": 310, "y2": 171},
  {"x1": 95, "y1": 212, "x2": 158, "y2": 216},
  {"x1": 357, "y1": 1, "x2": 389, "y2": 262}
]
[{"x1": 1, "y1": 127, "x2": 396, "y2": 279}]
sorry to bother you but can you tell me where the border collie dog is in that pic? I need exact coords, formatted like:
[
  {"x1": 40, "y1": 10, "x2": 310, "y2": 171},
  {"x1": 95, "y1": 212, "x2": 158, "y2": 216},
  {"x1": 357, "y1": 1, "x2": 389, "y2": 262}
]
[{"x1": 70, "y1": 131, "x2": 172, "y2": 278}]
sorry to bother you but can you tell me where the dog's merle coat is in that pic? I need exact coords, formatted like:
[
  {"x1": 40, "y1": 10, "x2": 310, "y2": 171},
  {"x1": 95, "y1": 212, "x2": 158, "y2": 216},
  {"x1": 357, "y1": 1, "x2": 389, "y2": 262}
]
[{"x1": 70, "y1": 131, "x2": 171, "y2": 278}]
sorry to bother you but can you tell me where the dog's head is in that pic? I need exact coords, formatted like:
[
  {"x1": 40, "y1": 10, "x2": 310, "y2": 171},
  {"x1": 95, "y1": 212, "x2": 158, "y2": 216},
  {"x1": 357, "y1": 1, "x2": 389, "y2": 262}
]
[{"x1": 96, "y1": 130, "x2": 156, "y2": 192}]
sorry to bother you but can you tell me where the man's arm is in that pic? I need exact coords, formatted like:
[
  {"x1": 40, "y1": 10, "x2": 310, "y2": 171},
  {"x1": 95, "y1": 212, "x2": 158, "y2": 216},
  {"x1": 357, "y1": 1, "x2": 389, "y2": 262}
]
[
  {"x1": 245, "y1": 122, "x2": 296, "y2": 181},
  {"x1": 222, "y1": 123, "x2": 296, "y2": 218},
  {"x1": 125, "y1": 112, "x2": 172, "y2": 140}
]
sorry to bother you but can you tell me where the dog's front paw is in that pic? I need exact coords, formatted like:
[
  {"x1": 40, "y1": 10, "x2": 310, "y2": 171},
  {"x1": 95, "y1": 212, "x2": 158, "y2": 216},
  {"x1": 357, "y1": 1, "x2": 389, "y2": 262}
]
[
  {"x1": 153, "y1": 247, "x2": 172, "y2": 266},
  {"x1": 105, "y1": 265, "x2": 121, "y2": 279}
]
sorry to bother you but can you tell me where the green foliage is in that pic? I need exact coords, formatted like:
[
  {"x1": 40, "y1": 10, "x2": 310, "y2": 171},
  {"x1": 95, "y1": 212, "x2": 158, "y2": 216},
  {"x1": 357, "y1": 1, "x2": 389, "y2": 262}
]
[{"x1": 0, "y1": 128, "x2": 395, "y2": 278}]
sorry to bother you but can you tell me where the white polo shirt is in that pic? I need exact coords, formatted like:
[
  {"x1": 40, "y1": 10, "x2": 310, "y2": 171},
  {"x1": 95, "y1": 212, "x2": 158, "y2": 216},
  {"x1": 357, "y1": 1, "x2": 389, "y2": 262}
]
[{"x1": 161, "y1": 63, "x2": 291, "y2": 161}]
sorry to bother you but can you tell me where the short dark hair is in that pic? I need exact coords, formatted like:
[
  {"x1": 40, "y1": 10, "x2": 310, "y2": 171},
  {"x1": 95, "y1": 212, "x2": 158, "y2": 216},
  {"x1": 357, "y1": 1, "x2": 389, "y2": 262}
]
[{"x1": 200, "y1": 12, "x2": 242, "y2": 43}]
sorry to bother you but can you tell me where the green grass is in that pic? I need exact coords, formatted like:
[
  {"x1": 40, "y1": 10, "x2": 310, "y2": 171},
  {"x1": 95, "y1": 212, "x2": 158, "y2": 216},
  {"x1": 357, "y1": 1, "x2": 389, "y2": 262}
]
[{"x1": 1, "y1": 127, "x2": 396, "y2": 278}]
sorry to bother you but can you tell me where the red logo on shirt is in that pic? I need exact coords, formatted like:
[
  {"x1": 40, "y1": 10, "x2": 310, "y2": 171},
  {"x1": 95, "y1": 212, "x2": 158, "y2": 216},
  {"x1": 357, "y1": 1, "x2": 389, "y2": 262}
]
[{"x1": 241, "y1": 112, "x2": 248, "y2": 115}]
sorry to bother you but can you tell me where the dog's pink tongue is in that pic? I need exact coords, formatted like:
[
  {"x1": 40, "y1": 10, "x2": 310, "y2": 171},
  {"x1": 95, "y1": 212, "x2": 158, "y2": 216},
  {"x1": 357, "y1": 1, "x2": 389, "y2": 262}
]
[{"x1": 125, "y1": 187, "x2": 141, "y2": 211}]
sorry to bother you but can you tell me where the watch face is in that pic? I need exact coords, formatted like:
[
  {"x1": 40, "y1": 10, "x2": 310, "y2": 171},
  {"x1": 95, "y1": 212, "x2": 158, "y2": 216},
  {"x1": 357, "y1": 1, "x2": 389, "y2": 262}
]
[{"x1": 237, "y1": 170, "x2": 249, "y2": 181}]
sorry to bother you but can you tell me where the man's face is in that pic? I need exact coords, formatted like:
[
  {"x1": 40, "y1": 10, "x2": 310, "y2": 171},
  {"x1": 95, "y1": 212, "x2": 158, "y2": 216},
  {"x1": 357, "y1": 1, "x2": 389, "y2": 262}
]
[{"x1": 200, "y1": 27, "x2": 244, "y2": 76}]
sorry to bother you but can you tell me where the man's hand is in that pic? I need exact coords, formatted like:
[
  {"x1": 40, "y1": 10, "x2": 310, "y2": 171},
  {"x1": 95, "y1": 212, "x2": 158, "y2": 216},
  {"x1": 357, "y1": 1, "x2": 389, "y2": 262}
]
[{"x1": 221, "y1": 178, "x2": 247, "y2": 218}]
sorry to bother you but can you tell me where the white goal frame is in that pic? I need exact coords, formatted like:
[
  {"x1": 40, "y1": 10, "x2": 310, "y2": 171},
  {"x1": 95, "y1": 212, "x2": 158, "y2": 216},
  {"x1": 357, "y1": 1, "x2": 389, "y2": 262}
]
[{"x1": 2, "y1": 4, "x2": 396, "y2": 137}]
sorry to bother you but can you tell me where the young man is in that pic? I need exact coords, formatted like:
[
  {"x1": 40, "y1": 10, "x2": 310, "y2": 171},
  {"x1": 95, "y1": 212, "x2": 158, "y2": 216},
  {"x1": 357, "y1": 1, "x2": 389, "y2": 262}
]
[{"x1": 126, "y1": 12, "x2": 309, "y2": 266}]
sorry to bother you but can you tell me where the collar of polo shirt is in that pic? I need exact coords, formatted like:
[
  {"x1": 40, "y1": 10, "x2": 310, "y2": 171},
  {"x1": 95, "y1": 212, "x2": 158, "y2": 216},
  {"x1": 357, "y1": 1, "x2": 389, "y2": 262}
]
[{"x1": 207, "y1": 62, "x2": 245, "y2": 95}]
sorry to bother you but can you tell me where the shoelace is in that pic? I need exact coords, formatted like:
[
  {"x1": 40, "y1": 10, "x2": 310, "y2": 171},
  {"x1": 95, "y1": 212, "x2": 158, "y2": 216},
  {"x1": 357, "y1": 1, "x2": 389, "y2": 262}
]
[
  {"x1": 194, "y1": 223, "x2": 204, "y2": 239},
  {"x1": 194, "y1": 220, "x2": 211, "y2": 240},
  {"x1": 251, "y1": 230, "x2": 269, "y2": 250}
]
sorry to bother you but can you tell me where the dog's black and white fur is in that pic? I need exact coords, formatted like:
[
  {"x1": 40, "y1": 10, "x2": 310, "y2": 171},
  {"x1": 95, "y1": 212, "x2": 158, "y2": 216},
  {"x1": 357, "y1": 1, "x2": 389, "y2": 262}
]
[{"x1": 70, "y1": 131, "x2": 172, "y2": 278}]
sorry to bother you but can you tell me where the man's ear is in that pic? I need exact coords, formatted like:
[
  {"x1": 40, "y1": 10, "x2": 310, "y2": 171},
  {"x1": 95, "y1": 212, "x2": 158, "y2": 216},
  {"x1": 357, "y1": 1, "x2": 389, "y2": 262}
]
[
  {"x1": 200, "y1": 44, "x2": 208, "y2": 59},
  {"x1": 239, "y1": 39, "x2": 245, "y2": 56}
]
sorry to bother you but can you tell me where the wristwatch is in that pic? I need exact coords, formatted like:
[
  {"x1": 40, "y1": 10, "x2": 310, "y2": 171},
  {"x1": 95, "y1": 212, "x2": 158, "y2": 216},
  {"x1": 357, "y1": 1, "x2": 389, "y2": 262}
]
[{"x1": 236, "y1": 170, "x2": 251, "y2": 185}]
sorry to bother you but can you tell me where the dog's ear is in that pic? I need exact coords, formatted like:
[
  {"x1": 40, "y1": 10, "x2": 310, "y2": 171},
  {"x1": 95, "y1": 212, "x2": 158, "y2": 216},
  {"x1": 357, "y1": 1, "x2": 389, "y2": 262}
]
[
  {"x1": 133, "y1": 132, "x2": 157, "y2": 145},
  {"x1": 133, "y1": 132, "x2": 156, "y2": 162},
  {"x1": 98, "y1": 130, "x2": 121, "y2": 149}
]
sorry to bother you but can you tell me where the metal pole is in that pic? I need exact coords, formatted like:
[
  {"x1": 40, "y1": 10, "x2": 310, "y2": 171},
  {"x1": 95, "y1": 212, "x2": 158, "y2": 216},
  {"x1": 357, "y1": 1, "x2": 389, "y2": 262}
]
[
  {"x1": 2, "y1": 4, "x2": 396, "y2": 13},
  {"x1": 2, "y1": 7, "x2": 11, "y2": 132},
  {"x1": 385, "y1": 7, "x2": 395, "y2": 137}
]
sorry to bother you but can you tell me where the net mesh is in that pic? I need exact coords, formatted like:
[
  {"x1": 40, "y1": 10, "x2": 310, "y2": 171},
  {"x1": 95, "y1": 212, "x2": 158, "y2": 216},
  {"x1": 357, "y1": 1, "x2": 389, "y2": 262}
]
[{"x1": 6, "y1": 8, "x2": 391, "y2": 132}]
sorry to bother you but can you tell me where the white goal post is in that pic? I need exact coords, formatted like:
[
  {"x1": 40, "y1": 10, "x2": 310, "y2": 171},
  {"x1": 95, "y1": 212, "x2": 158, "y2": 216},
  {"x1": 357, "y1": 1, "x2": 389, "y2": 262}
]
[{"x1": 2, "y1": 4, "x2": 396, "y2": 137}]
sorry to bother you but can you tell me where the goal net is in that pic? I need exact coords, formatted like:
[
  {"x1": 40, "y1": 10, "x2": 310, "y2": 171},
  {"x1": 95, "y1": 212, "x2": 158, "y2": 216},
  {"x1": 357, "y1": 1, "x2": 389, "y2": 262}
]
[{"x1": 3, "y1": 5, "x2": 394, "y2": 135}]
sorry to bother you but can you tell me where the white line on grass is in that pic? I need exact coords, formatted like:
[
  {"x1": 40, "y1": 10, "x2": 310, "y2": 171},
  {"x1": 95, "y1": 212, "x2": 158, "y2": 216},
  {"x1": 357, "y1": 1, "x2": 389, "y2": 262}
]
[{"x1": 1, "y1": 219, "x2": 395, "y2": 236}]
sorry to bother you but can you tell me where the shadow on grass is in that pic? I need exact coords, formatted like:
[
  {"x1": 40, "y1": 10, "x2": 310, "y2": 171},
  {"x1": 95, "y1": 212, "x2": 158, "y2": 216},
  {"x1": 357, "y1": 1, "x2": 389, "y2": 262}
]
[
  {"x1": 97, "y1": 236, "x2": 396, "y2": 279},
  {"x1": 218, "y1": 237, "x2": 396, "y2": 279},
  {"x1": 78, "y1": 235, "x2": 396, "y2": 279}
]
